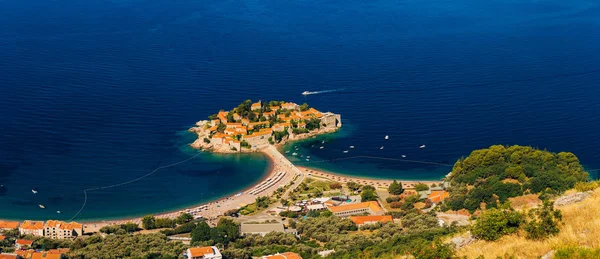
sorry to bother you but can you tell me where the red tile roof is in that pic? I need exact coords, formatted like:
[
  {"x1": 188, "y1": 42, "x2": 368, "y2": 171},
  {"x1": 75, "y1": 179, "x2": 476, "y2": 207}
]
[{"x1": 349, "y1": 215, "x2": 393, "y2": 225}]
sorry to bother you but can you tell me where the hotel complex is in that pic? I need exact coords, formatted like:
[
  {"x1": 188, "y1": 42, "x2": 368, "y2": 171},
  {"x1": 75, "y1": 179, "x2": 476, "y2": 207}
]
[
  {"x1": 0, "y1": 220, "x2": 83, "y2": 239},
  {"x1": 327, "y1": 201, "x2": 384, "y2": 217}
]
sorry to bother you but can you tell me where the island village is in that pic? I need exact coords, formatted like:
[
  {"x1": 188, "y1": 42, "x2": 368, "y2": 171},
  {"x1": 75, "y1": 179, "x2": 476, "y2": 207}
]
[{"x1": 189, "y1": 100, "x2": 342, "y2": 152}]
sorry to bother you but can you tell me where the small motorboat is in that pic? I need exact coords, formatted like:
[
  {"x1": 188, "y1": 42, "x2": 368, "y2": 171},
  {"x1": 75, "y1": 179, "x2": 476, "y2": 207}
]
[
  {"x1": 402, "y1": 155, "x2": 406, "y2": 158},
  {"x1": 285, "y1": 151, "x2": 290, "y2": 153},
  {"x1": 343, "y1": 150, "x2": 349, "y2": 153},
  {"x1": 32, "y1": 189, "x2": 38, "y2": 194},
  {"x1": 306, "y1": 159, "x2": 310, "y2": 161},
  {"x1": 385, "y1": 135, "x2": 389, "y2": 140},
  {"x1": 302, "y1": 91, "x2": 311, "y2": 95},
  {"x1": 420, "y1": 145, "x2": 426, "y2": 149},
  {"x1": 349, "y1": 146, "x2": 355, "y2": 149},
  {"x1": 39, "y1": 205, "x2": 45, "y2": 209},
  {"x1": 56, "y1": 211, "x2": 61, "y2": 214},
  {"x1": 320, "y1": 146, "x2": 324, "y2": 149},
  {"x1": 307, "y1": 156, "x2": 310, "y2": 159},
  {"x1": 322, "y1": 140, "x2": 325, "y2": 144},
  {"x1": 292, "y1": 152, "x2": 298, "y2": 156},
  {"x1": 380, "y1": 146, "x2": 384, "y2": 150}
]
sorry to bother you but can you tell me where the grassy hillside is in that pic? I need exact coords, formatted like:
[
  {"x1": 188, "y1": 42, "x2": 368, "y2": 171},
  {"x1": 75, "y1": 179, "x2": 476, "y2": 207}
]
[{"x1": 456, "y1": 188, "x2": 600, "y2": 258}]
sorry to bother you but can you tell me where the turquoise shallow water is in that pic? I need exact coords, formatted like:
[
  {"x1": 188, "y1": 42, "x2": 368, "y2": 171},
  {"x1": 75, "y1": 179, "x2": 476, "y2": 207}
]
[{"x1": 1, "y1": 0, "x2": 600, "y2": 220}]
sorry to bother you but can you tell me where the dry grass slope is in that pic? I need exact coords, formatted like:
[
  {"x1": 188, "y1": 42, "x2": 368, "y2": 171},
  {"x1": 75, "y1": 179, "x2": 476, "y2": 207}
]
[{"x1": 457, "y1": 188, "x2": 600, "y2": 259}]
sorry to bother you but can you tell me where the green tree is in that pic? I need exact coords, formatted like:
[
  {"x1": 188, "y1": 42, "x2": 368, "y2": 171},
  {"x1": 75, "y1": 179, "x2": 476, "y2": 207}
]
[
  {"x1": 299, "y1": 103, "x2": 309, "y2": 111},
  {"x1": 347, "y1": 181, "x2": 361, "y2": 191},
  {"x1": 524, "y1": 201, "x2": 563, "y2": 240},
  {"x1": 191, "y1": 221, "x2": 212, "y2": 243},
  {"x1": 388, "y1": 180, "x2": 404, "y2": 195},
  {"x1": 471, "y1": 208, "x2": 524, "y2": 241},
  {"x1": 414, "y1": 183, "x2": 429, "y2": 192},
  {"x1": 361, "y1": 185, "x2": 378, "y2": 202},
  {"x1": 142, "y1": 215, "x2": 156, "y2": 230},
  {"x1": 176, "y1": 213, "x2": 194, "y2": 224}
]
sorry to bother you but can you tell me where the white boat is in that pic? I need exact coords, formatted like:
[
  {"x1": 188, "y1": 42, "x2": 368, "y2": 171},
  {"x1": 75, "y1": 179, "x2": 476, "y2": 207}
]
[
  {"x1": 380, "y1": 146, "x2": 384, "y2": 150},
  {"x1": 292, "y1": 152, "x2": 298, "y2": 156},
  {"x1": 385, "y1": 135, "x2": 389, "y2": 140},
  {"x1": 320, "y1": 146, "x2": 324, "y2": 149},
  {"x1": 306, "y1": 159, "x2": 310, "y2": 161},
  {"x1": 57, "y1": 211, "x2": 61, "y2": 214},
  {"x1": 402, "y1": 155, "x2": 406, "y2": 158},
  {"x1": 343, "y1": 150, "x2": 349, "y2": 153},
  {"x1": 32, "y1": 189, "x2": 38, "y2": 194},
  {"x1": 302, "y1": 91, "x2": 311, "y2": 95},
  {"x1": 420, "y1": 145, "x2": 426, "y2": 149},
  {"x1": 39, "y1": 205, "x2": 45, "y2": 209},
  {"x1": 307, "y1": 156, "x2": 310, "y2": 159},
  {"x1": 349, "y1": 146, "x2": 355, "y2": 149},
  {"x1": 322, "y1": 140, "x2": 325, "y2": 144},
  {"x1": 285, "y1": 151, "x2": 290, "y2": 153}
]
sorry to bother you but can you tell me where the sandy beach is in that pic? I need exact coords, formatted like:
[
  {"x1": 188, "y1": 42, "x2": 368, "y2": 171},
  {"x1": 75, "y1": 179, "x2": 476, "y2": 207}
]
[{"x1": 297, "y1": 166, "x2": 443, "y2": 190}]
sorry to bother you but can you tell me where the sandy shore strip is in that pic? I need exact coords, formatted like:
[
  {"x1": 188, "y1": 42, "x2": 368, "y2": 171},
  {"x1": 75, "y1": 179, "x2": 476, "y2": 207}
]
[{"x1": 297, "y1": 166, "x2": 443, "y2": 189}]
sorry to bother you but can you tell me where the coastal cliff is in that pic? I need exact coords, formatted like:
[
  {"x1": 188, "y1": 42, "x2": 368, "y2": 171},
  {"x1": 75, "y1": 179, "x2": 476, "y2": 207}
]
[{"x1": 189, "y1": 100, "x2": 341, "y2": 153}]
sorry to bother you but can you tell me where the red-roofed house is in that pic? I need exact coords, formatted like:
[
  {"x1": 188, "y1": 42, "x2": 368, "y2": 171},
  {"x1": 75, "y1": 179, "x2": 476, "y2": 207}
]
[
  {"x1": 19, "y1": 221, "x2": 44, "y2": 237},
  {"x1": 251, "y1": 101, "x2": 262, "y2": 111},
  {"x1": 327, "y1": 201, "x2": 384, "y2": 217},
  {"x1": 15, "y1": 239, "x2": 33, "y2": 249},
  {"x1": 185, "y1": 246, "x2": 222, "y2": 259},
  {"x1": 0, "y1": 221, "x2": 19, "y2": 231},
  {"x1": 427, "y1": 191, "x2": 450, "y2": 204},
  {"x1": 349, "y1": 215, "x2": 393, "y2": 227},
  {"x1": 0, "y1": 254, "x2": 18, "y2": 259}
]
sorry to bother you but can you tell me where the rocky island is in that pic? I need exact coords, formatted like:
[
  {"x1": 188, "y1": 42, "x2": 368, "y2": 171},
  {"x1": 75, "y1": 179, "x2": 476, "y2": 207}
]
[{"x1": 190, "y1": 100, "x2": 341, "y2": 153}]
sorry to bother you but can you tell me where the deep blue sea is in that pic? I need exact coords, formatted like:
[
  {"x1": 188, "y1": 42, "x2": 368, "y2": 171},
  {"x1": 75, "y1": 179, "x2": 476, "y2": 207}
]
[{"x1": 1, "y1": 0, "x2": 600, "y2": 220}]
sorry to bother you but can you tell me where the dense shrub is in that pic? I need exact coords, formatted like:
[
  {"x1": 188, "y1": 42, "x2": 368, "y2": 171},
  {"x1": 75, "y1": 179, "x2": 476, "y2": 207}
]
[
  {"x1": 447, "y1": 145, "x2": 588, "y2": 211},
  {"x1": 524, "y1": 201, "x2": 563, "y2": 240},
  {"x1": 471, "y1": 208, "x2": 524, "y2": 241},
  {"x1": 388, "y1": 180, "x2": 403, "y2": 195},
  {"x1": 415, "y1": 183, "x2": 429, "y2": 192}
]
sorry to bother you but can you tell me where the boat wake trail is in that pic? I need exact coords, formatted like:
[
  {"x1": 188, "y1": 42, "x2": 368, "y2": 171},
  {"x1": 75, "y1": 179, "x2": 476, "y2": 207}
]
[
  {"x1": 302, "y1": 89, "x2": 344, "y2": 96},
  {"x1": 68, "y1": 153, "x2": 200, "y2": 221}
]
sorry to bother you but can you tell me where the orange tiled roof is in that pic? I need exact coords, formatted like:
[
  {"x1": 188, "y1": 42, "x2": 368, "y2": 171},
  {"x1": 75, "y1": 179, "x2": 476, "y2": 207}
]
[
  {"x1": 0, "y1": 220, "x2": 19, "y2": 229},
  {"x1": 44, "y1": 220, "x2": 82, "y2": 231},
  {"x1": 327, "y1": 201, "x2": 383, "y2": 213},
  {"x1": 428, "y1": 191, "x2": 449, "y2": 203},
  {"x1": 349, "y1": 215, "x2": 393, "y2": 225},
  {"x1": 20, "y1": 221, "x2": 43, "y2": 231},
  {"x1": 0, "y1": 254, "x2": 18, "y2": 259},
  {"x1": 16, "y1": 239, "x2": 33, "y2": 246},
  {"x1": 208, "y1": 125, "x2": 218, "y2": 132},
  {"x1": 251, "y1": 102, "x2": 261, "y2": 107},
  {"x1": 0, "y1": 235, "x2": 5, "y2": 240},
  {"x1": 270, "y1": 105, "x2": 281, "y2": 109},
  {"x1": 188, "y1": 247, "x2": 215, "y2": 257},
  {"x1": 264, "y1": 252, "x2": 302, "y2": 259}
]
